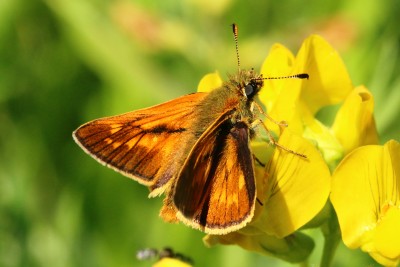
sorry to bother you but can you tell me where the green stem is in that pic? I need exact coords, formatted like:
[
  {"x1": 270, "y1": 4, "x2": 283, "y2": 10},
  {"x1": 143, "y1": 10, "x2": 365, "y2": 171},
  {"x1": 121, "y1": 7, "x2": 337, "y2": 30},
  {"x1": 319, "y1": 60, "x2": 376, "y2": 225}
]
[
  {"x1": 320, "y1": 203, "x2": 341, "y2": 267},
  {"x1": 299, "y1": 260, "x2": 309, "y2": 267}
]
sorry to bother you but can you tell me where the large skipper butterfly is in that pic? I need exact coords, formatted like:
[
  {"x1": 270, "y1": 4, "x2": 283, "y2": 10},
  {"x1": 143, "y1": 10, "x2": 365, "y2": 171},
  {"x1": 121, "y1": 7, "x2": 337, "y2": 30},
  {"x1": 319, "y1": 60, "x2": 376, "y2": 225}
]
[{"x1": 73, "y1": 24, "x2": 308, "y2": 234}]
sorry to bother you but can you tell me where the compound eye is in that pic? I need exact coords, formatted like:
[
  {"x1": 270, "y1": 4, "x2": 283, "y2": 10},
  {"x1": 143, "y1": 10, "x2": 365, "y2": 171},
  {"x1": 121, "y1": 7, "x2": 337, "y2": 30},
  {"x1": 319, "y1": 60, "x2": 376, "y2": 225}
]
[{"x1": 244, "y1": 83, "x2": 254, "y2": 97}]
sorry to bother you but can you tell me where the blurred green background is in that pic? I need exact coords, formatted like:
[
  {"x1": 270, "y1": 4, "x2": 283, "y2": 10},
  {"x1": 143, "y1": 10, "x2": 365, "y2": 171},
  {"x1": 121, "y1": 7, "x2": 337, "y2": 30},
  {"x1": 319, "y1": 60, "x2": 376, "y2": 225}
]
[{"x1": 1, "y1": 0, "x2": 399, "y2": 266}]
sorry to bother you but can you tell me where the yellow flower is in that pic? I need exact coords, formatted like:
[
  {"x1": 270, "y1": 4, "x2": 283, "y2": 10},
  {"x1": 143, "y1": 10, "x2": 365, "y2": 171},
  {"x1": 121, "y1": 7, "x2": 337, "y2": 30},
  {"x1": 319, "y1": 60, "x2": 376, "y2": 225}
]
[
  {"x1": 259, "y1": 35, "x2": 353, "y2": 133},
  {"x1": 332, "y1": 85, "x2": 379, "y2": 155},
  {"x1": 153, "y1": 257, "x2": 192, "y2": 267},
  {"x1": 197, "y1": 34, "x2": 388, "y2": 266},
  {"x1": 137, "y1": 248, "x2": 193, "y2": 267},
  {"x1": 259, "y1": 35, "x2": 379, "y2": 166},
  {"x1": 331, "y1": 140, "x2": 400, "y2": 267},
  {"x1": 197, "y1": 71, "x2": 223, "y2": 92},
  {"x1": 257, "y1": 35, "x2": 384, "y2": 265}
]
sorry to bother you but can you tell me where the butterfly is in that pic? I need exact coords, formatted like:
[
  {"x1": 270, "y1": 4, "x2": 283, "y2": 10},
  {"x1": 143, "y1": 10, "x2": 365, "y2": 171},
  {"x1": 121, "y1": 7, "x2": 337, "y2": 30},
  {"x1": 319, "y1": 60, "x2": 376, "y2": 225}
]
[{"x1": 73, "y1": 24, "x2": 308, "y2": 235}]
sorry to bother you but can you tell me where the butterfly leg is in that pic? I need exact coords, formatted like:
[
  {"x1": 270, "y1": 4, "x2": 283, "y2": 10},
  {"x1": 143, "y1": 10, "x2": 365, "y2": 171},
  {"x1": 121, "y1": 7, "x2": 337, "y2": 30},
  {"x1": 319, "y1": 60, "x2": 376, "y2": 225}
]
[
  {"x1": 252, "y1": 154, "x2": 265, "y2": 167},
  {"x1": 254, "y1": 102, "x2": 288, "y2": 129},
  {"x1": 252, "y1": 119, "x2": 307, "y2": 159}
]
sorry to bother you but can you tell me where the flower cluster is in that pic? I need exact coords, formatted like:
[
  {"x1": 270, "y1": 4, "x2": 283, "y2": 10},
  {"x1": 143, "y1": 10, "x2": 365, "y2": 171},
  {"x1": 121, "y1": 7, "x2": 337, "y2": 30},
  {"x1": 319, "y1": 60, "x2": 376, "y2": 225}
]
[{"x1": 197, "y1": 35, "x2": 399, "y2": 266}]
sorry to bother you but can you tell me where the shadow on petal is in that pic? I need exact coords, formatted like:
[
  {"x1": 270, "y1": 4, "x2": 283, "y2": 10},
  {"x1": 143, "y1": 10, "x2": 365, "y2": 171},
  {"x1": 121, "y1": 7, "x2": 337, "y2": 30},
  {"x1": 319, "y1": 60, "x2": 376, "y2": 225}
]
[{"x1": 253, "y1": 130, "x2": 331, "y2": 238}]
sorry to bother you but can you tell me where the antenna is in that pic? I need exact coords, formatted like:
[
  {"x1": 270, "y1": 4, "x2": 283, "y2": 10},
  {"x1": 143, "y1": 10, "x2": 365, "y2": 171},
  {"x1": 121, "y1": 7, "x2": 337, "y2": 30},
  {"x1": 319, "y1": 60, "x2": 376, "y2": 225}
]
[
  {"x1": 253, "y1": 73, "x2": 309, "y2": 81},
  {"x1": 232, "y1": 23, "x2": 240, "y2": 70},
  {"x1": 263, "y1": 73, "x2": 309, "y2": 80},
  {"x1": 231, "y1": 24, "x2": 310, "y2": 81}
]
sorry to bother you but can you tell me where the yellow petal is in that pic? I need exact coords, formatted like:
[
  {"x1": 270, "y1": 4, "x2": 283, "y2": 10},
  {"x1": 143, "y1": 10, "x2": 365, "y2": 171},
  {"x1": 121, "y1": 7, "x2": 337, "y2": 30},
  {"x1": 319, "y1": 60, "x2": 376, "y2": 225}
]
[
  {"x1": 331, "y1": 145, "x2": 383, "y2": 248},
  {"x1": 197, "y1": 71, "x2": 223, "y2": 92},
  {"x1": 153, "y1": 258, "x2": 192, "y2": 267},
  {"x1": 259, "y1": 44, "x2": 303, "y2": 133},
  {"x1": 259, "y1": 35, "x2": 353, "y2": 136},
  {"x1": 295, "y1": 35, "x2": 353, "y2": 114},
  {"x1": 260, "y1": 43, "x2": 295, "y2": 78},
  {"x1": 253, "y1": 130, "x2": 331, "y2": 238},
  {"x1": 331, "y1": 140, "x2": 400, "y2": 251},
  {"x1": 332, "y1": 86, "x2": 379, "y2": 155},
  {"x1": 368, "y1": 251, "x2": 400, "y2": 267},
  {"x1": 374, "y1": 206, "x2": 400, "y2": 260},
  {"x1": 259, "y1": 44, "x2": 296, "y2": 112}
]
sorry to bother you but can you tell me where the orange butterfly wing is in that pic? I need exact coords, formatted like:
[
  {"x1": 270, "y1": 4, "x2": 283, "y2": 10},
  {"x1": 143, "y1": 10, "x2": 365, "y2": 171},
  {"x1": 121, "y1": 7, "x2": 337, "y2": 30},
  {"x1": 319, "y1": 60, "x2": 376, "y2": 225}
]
[
  {"x1": 73, "y1": 92, "x2": 207, "y2": 195},
  {"x1": 173, "y1": 113, "x2": 256, "y2": 234}
]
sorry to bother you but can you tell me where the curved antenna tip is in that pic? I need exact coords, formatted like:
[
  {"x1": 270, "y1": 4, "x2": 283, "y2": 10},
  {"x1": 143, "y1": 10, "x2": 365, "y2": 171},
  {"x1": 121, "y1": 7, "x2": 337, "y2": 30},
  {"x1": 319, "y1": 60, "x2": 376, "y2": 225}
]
[{"x1": 297, "y1": 73, "x2": 309, "y2": 79}]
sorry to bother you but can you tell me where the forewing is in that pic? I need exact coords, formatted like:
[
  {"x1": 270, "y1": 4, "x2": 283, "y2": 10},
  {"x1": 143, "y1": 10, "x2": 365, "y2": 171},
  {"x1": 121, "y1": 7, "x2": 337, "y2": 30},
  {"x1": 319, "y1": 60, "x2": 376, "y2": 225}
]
[
  {"x1": 73, "y1": 93, "x2": 207, "y2": 194},
  {"x1": 173, "y1": 117, "x2": 256, "y2": 234}
]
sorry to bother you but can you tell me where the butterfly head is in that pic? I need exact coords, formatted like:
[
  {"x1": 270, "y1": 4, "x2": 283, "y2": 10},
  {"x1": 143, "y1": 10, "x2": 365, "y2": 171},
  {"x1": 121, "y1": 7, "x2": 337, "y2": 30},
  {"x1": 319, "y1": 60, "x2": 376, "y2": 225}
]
[{"x1": 230, "y1": 68, "x2": 264, "y2": 101}]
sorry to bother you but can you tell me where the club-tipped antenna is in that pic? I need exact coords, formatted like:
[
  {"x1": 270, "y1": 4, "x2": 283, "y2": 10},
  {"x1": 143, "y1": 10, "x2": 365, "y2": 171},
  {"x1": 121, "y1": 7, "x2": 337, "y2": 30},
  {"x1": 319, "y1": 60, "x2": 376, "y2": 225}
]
[
  {"x1": 232, "y1": 23, "x2": 241, "y2": 70},
  {"x1": 254, "y1": 73, "x2": 309, "y2": 81}
]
